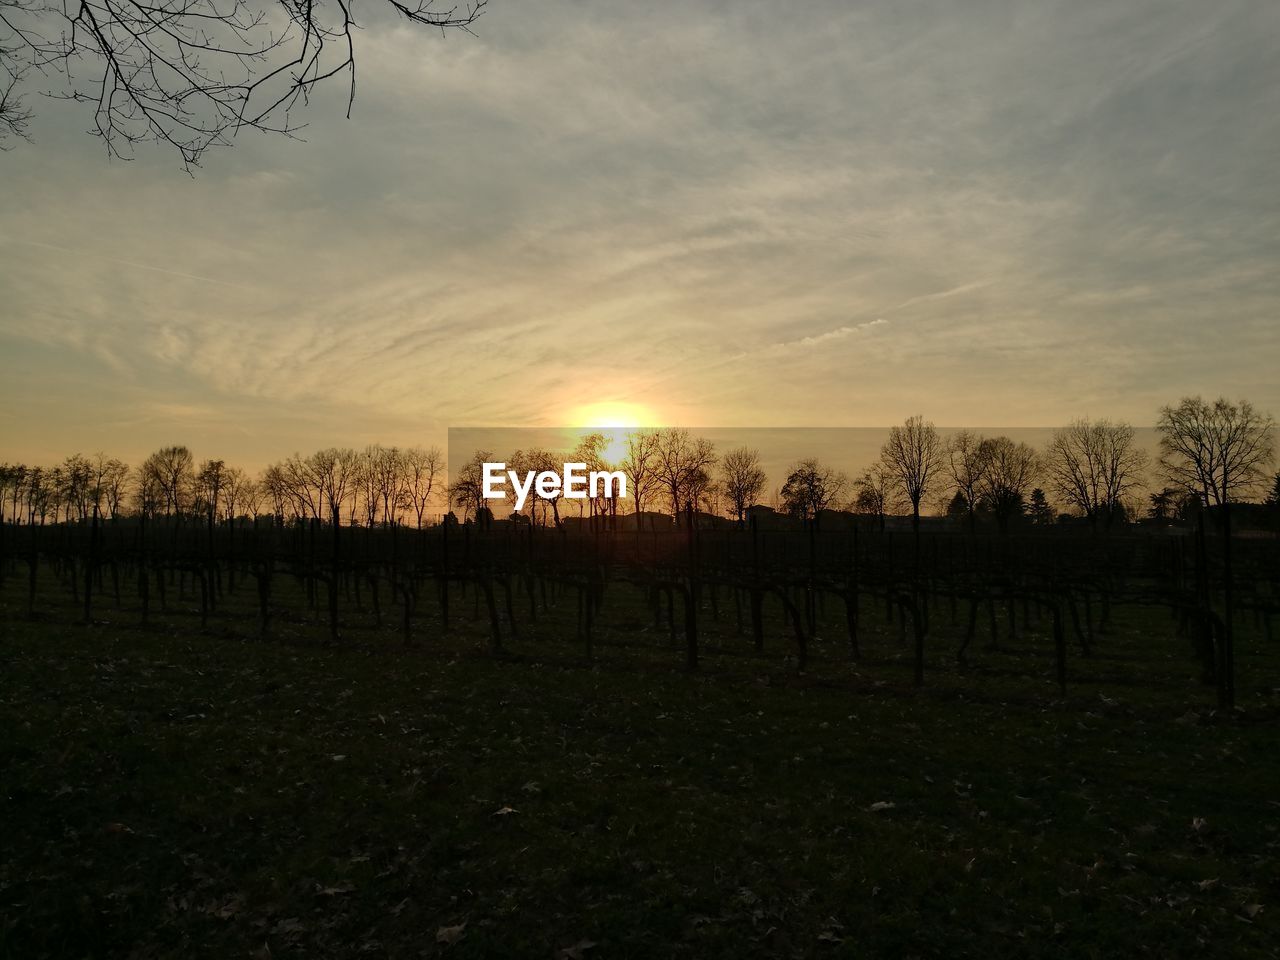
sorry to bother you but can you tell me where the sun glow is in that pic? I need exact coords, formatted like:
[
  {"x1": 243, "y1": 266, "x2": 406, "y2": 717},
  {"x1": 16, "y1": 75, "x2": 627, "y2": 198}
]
[
  {"x1": 564, "y1": 401, "x2": 660, "y2": 466},
  {"x1": 568, "y1": 401, "x2": 659, "y2": 429}
]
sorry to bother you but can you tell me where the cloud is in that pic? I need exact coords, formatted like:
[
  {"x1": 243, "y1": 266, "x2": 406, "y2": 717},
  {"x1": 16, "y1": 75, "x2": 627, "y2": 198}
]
[
  {"x1": 791, "y1": 318, "x2": 890, "y2": 348},
  {"x1": 1, "y1": 0, "x2": 1279, "y2": 466}
]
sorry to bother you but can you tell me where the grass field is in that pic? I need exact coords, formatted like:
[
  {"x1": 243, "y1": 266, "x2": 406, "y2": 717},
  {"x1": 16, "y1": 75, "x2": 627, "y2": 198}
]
[{"x1": 2, "y1": 572, "x2": 1278, "y2": 958}]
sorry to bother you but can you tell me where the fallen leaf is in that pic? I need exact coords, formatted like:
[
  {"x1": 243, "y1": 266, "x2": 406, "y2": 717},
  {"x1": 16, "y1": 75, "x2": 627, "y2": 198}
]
[
  {"x1": 436, "y1": 922, "x2": 467, "y2": 946},
  {"x1": 315, "y1": 882, "x2": 356, "y2": 896}
]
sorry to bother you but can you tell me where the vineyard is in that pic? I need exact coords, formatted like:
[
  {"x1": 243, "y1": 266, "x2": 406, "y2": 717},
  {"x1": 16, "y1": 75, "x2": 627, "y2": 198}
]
[
  {"x1": 3, "y1": 513, "x2": 1278, "y2": 708},
  {"x1": 3, "y1": 514, "x2": 1280, "y2": 958}
]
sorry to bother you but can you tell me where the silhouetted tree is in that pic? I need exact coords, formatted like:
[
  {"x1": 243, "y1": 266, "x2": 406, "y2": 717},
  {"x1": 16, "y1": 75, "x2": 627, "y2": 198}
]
[
  {"x1": 58, "y1": 454, "x2": 92, "y2": 520},
  {"x1": 1028, "y1": 488, "x2": 1053, "y2": 525},
  {"x1": 1043, "y1": 419, "x2": 1146, "y2": 526},
  {"x1": 25, "y1": 466, "x2": 53, "y2": 524},
  {"x1": 978, "y1": 436, "x2": 1038, "y2": 531},
  {"x1": 195, "y1": 459, "x2": 228, "y2": 523},
  {"x1": 0, "y1": 22, "x2": 33, "y2": 145},
  {"x1": 278, "y1": 453, "x2": 324, "y2": 519},
  {"x1": 402, "y1": 446, "x2": 443, "y2": 528},
  {"x1": 779, "y1": 458, "x2": 847, "y2": 520},
  {"x1": 655, "y1": 428, "x2": 717, "y2": 517},
  {"x1": 1157, "y1": 396, "x2": 1276, "y2": 509},
  {"x1": 373, "y1": 445, "x2": 408, "y2": 526},
  {"x1": 222, "y1": 467, "x2": 262, "y2": 520},
  {"x1": 1147, "y1": 486, "x2": 1196, "y2": 522},
  {"x1": 720, "y1": 447, "x2": 766, "y2": 524},
  {"x1": 95, "y1": 455, "x2": 130, "y2": 519},
  {"x1": 570, "y1": 432, "x2": 610, "y2": 519},
  {"x1": 945, "y1": 430, "x2": 989, "y2": 532},
  {"x1": 853, "y1": 464, "x2": 891, "y2": 532},
  {"x1": 880, "y1": 415, "x2": 942, "y2": 531},
  {"x1": 259, "y1": 464, "x2": 290, "y2": 520},
  {"x1": 0, "y1": 0, "x2": 485, "y2": 163},
  {"x1": 1266, "y1": 472, "x2": 1280, "y2": 531},
  {"x1": 621, "y1": 429, "x2": 660, "y2": 518},
  {"x1": 357, "y1": 446, "x2": 385, "y2": 526},
  {"x1": 450, "y1": 449, "x2": 492, "y2": 523},
  {"x1": 140, "y1": 445, "x2": 194, "y2": 518},
  {"x1": 507, "y1": 447, "x2": 564, "y2": 527},
  {"x1": 355, "y1": 444, "x2": 408, "y2": 526},
  {"x1": 0, "y1": 463, "x2": 26, "y2": 522}
]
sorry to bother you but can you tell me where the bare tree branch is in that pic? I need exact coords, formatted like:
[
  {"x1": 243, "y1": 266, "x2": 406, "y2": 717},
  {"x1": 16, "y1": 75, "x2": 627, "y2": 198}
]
[{"x1": 0, "y1": 0, "x2": 484, "y2": 164}]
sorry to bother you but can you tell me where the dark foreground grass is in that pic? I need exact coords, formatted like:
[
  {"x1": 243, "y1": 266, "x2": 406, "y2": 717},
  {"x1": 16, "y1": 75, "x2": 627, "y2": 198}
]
[{"x1": 1, "y1": 576, "x2": 1278, "y2": 959}]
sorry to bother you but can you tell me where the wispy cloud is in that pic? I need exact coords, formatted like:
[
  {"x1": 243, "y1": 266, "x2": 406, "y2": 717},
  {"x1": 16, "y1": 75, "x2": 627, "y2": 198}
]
[
  {"x1": 786, "y1": 318, "x2": 890, "y2": 349},
  {"x1": 1, "y1": 0, "x2": 1278, "y2": 466}
]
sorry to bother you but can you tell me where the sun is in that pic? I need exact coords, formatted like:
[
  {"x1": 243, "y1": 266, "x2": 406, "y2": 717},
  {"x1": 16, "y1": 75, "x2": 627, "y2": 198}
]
[
  {"x1": 564, "y1": 401, "x2": 660, "y2": 465},
  {"x1": 568, "y1": 401, "x2": 659, "y2": 430}
]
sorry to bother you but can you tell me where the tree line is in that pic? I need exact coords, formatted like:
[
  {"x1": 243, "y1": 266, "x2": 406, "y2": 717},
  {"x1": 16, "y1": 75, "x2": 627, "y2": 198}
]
[
  {"x1": 0, "y1": 445, "x2": 444, "y2": 529},
  {"x1": 1, "y1": 396, "x2": 1275, "y2": 530}
]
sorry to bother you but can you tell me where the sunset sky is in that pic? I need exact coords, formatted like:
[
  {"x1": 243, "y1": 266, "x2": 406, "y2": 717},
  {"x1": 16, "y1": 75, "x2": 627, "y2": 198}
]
[{"x1": 2, "y1": 0, "x2": 1278, "y2": 472}]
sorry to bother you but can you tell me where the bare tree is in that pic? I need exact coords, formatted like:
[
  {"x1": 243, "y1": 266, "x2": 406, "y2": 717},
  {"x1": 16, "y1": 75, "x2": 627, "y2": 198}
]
[
  {"x1": 194, "y1": 458, "x2": 228, "y2": 523},
  {"x1": 0, "y1": 463, "x2": 17, "y2": 521},
  {"x1": 879, "y1": 415, "x2": 942, "y2": 530},
  {"x1": 357, "y1": 446, "x2": 383, "y2": 526},
  {"x1": 621, "y1": 429, "x2": 660, "y2": 518},
  {"x1": 0, "y1": 463, "x2": 27, "y2": 522},
  {"x1": 279, "y1": 453, "x2": 322, "y2": 519},
  {"x1": 853, "y1": 464, "x2": 891, "y2": 531},
  {"x1": 220, "y1": 465, "x2": 251, "y2": 520},
  {"x1": 374, "y1": 445, "x2": 407, "y2": 526},
  {"x1": 1157, "y1": 396, "x2": 1276, "y2": 509},
  {"x1": 720, "y1": 446, "x2": 766, "y2": 524},
  {"x1": 58, "y1": 453, "x2": 92, "y2": 520},
  {"x1": 570, "y1": 432, "x2": 609, "y2": 519},
  {"x1": 402, "y1": 445, "x2": 442, "y2": 528},
  {"x1": 96, "y1": 455, "x2": 130, "y2": 518},
  {"x1": 945, "y1": 430, "x2": 990, "y2": 532},
  {"x1": 240, "y1": 473, "x2": 267, "y2": 519},
  {"x1": 978, "y1": 436, "x2": 1039, "y2": 530},
  {"x1": 25, "y1": 465, "x2": 53, "y2": 523},
  {"x1": 523, "y1": 447, "x2": 564, "y2": 526},
  {"x1": 686, "y1": 466, "x2": 718, "y2": 516},
  {"x1": 654, "y1": 428, "x2": 717, "y2": 517},
  {"x1": 0, "y1": 0, "x2": 485, "y2": 164},
  {"x1": 259, "y1": 463, "x2": 290, "y2": 519},
  {"x1": 0, "y1": 6, "x2": 34, "y2": 146},
  {"x1": 1043, "y1": 419, "x2": 1146, "y2": 525},
  {"x1": 309, "y1": 447, "x2": 358, "y2": 522},
  {"x1": 449, "y1": 448, "x2": 491, "y2": 522},
  {"x1": 140, "y1": 445, "x2": 194, "y2": 517}
]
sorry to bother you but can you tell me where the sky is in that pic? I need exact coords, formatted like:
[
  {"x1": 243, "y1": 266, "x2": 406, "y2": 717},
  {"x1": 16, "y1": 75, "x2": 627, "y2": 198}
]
[{"x1": 1, "y1": 0, "x2": 1278, "y2": 472}]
